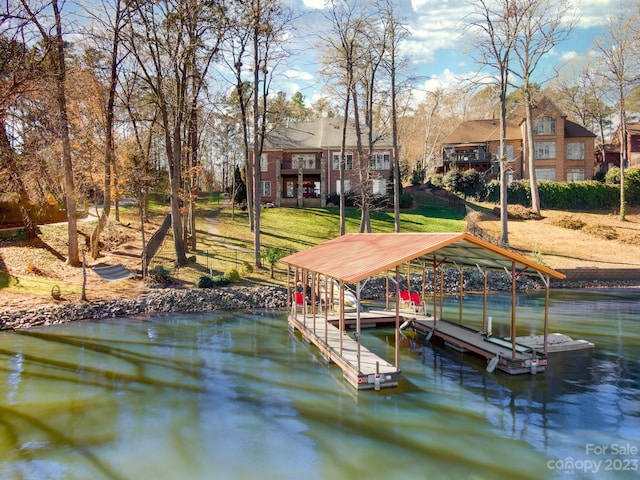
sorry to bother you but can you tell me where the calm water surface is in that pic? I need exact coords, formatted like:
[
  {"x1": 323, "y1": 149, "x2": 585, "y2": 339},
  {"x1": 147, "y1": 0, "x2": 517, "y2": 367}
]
[{"x1": 0, "y1": 289, "x2": 638, "y2": 480}]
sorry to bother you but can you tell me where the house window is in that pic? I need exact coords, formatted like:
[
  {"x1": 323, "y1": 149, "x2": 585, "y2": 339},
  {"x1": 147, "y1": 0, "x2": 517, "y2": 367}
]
[
  {"x1": 505, "y1": 144, "x2": 515, "y2": 162},
  {"x1": 292, "y1": 154, "x2": 315, "y2": 169},
  {"x1": 370, "y1": 152, "x2": 390, "y2": 170},
  {"x1": 332, "y1": 152, "x2": 353, "y2": 170},
  {"x1": 535, "y1": 168, "x2": 556, "y2": 181},
  {"x1": 336, "y1": 179, "x2": 351, "y2": 194},
  {"x1": 533, "y1": 116, "x2": 556, "y2": 136},
  {"x1": 260, "y1": 180, "x2": 271, "y2": 197},
  {"x1": 535, "y1": 141, "x2": 556, "y2": 159},
  {"x1": 260, "y1": 154, "x2": 269, "y2": 172},
  {"x1": 567, "y1": 142, "x2": 585, "y2": 160},
  {"x1": 372, "y1": 178, "x2": 386, "y2": 195},
  {"x1": 285, "y1": 181, "x2": 295, "y2": 198},
  {"x1": 567, "y1": 168, "x2": 585, "y2": 182}
]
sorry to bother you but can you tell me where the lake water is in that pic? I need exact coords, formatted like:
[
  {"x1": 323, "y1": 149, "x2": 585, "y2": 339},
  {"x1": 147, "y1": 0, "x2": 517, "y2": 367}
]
[{"x1": 0, "y1": 289, "x2": 638, "y2": 480}]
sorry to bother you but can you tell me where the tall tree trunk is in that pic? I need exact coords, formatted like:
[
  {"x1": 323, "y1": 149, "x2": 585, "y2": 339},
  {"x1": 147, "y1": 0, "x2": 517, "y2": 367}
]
[
  {"x1": 252, "y1": 19, "x2": 261, "y2": 268},
  {"x1": 352, "y1": 88, "x2": 370, "y2": 233},
  {"x1": 499, "y1": 85, "x2": 509, "y2": 247},
  {"x1": 525, "y1": 96, "x2": 540, "y2": 215},
  {"x1": 170, "y1": 125, "x2": 187, "y2": 265},
  {"x1": 52, "y1": 0, "x2": 80, "y2": 266},
  {"x1": 90, "y1": 0, "x2": 122, "y2": 259},
  {"x1": 619, "y1": 91, "x2": 627, "y2": 221}
]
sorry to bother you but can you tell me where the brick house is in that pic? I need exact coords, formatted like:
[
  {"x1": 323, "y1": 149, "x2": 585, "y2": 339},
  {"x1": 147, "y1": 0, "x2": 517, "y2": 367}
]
[
  {"x1": 439, "y1": 97, "x2": 597, "y2": 182},
  {"x1": 255, "y1": 117, "x2": 394, "y2": 207}
]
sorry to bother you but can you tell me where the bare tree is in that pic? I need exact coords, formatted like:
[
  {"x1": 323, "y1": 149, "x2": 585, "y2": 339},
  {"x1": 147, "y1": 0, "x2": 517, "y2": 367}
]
[
  {"x1": 321, "y1": 0, "x2": 369, "y2": 235},
  {"x1": 379, "y1": 0, "x2": 408, "y2": 232},
  {"x1": 82, "y1": 0, "x2": 127, "y2": 259},
  {"x1": 551, "y1": 63, "x2": 613, "y2": 147},
  {"x1": 512, "y1": 0, "x2": 575, "y2": 215},
  {"x1": 465, "y1": 0, "x2": 524, "y2": 247},
  {"x1": 124, "y1": 0, "x2": 225, "y2": 266},
  {"x1": 594, "y1": 11, "x2": 640, "y2": 221},
  {"x1": 11, "y1": 0, "x2": 81, "y2": 265}
]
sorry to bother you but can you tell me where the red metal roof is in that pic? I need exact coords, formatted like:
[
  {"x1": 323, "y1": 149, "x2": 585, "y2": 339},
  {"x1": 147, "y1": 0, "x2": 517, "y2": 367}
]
[{"x1": 281, "y1": 232, "x2": 565, "y2": 283}]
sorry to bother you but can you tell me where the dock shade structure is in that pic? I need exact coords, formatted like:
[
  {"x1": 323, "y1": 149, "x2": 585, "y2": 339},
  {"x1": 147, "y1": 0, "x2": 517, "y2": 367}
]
[{"x1": 281, "y1": 232, "x2": 566, "y2": 389}]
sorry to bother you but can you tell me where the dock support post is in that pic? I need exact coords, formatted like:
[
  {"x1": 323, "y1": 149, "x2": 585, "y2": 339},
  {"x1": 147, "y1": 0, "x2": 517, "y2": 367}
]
[
  {"x1": 432, "y1": 258, "x2": 438, "y2": 326},
  {"x1": 395, "y1": 266, "x2": 400, "y2": 369},
  {"x1": 458, "y1": 266, "x2": 463, "y2": 324},
  {"x1": 511, "y1": 261, "x2": 517, "y2": 360},
  {"x1": 543, "y1": 275, "x2": 550, "y2": 355}
]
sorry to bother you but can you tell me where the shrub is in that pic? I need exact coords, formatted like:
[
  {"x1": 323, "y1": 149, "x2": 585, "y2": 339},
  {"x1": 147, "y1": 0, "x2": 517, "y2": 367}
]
[
  {"x1": 429, "y1": 174, "x2": 444, "y2": 188},
  {"x1": 213, "y1": 275, "x2": 230, "y2": 286},
  {"x1": 605, "y1": 167, "x2": 620, "y2": 185},
  {"x1": 198, "y1": 275, "x2": 214, "y2": 289},
  {"x1": 224, "y1": 268, "x2": 240, "y2": 283},
  {"x1": 399, "y1": 192, "x2": 414, "y2": 209},
  {"x1": 148, "y1": 265, "x2": 171, "y2": 284},
  {"x1": 241, "y1": 261, "x2": 253, "y2": 275},
  {"x1": 625, "y1": 167, "x2": 640, "y2": 205}
]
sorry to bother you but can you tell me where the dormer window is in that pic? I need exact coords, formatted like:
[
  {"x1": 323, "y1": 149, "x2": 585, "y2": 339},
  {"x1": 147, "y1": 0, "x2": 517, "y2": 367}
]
[{"x1": 533, "y1": 116, "x2": 556, "y2": 136}]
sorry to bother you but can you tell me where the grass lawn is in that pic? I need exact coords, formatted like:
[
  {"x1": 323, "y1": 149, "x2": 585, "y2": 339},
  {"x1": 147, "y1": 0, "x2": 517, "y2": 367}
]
[{"x1": 151, "y1": 193, "x2": 466, "y2": 287}]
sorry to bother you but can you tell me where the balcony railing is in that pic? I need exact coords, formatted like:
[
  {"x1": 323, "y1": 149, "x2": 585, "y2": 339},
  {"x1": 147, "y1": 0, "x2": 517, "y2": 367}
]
[{"x1": 281, "y1": 159, "x2": 321, "y2": 170}]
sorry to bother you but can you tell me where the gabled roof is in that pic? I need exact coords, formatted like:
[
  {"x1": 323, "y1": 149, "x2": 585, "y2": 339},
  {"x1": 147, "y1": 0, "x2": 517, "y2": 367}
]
[
  {"x1": 627, "y1": 122, "x2": 640, "y2": 135},
  {"x1": 441, "y1": 118, "x2": 522, "y2": 146},
  {"x1": 263, "y1": 117, "x2": 393, "y2": 150},
  {"x1": 281, "y1": 232, "x2": 565, "y2": 284},
  {"x1": 565, "y1": 120, "x2": 596, "y2": 138}
]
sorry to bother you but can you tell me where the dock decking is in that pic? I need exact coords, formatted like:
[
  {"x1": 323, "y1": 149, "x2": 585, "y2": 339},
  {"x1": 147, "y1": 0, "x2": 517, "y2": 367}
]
[
  {"x1": 288, "y1": 310, "x2": 400, "y2": 390},
  {"x1": 405, "y1": 317, "x2": 546, "y2": 374}
]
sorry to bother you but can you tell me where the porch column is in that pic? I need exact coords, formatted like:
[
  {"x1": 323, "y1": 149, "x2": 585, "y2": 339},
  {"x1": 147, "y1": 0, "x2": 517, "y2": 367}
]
[
  {"x1": 276, "y1": 158, "x2": 282, "y2": 207},
  {"x1": 297, "y1": 163, "x2": 303, "y2": 208},
  {"x1": 320, "y1": 153, "x2": 326, "y2": 207}
]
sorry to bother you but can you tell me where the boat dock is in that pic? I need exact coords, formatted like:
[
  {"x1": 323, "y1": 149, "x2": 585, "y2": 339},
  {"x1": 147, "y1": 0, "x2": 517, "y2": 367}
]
[
  {"x1": 281, "y1": 232, "x2": 576, "y2": 390},
  {"x1": 288, "y1": 309, "x2": 400, "y2": 390}
]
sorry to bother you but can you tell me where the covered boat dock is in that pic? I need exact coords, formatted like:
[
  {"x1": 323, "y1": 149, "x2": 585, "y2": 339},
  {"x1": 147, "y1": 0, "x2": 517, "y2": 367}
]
[{"x1": 281, "y1": 232, "x2": 567, "y2": 390}]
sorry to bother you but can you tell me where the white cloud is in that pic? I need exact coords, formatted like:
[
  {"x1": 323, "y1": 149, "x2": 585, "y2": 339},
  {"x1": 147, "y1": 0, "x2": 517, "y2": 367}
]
[
  {"x1": 301, "y1": 0, "x2": 327, "y2": 10},
  {"x1": 283, "y1": 69, "x2": 315, "y2": 82}
]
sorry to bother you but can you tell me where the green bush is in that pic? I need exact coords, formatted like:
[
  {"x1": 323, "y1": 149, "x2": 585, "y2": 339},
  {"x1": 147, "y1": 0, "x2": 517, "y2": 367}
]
[
  {"x1": 213, "y1": 275, "x2": 230, "y2": 286},
  {"x1": 224, "y1": 268, "x2": 240, "y2": 283},
  {"x1": 429, "y1": 174, "x2": 444, "y2": 188},
  {"x1": 399, "y1": 192, "x2": 414, "y2": 209},
  {"x1": 482, "y1": 179, "x2": 622, "y2": 210},
  {"x1": 625, "y1": 167, "x2": 640, "y2": 205},
  {"x1": 148, "y1": 265, "x2": 171, "y2": 283},
  {"x1": 605, "y1": 167, "x2": 620, "y2": 185},
  {"x1": 241, "y1": 261, "x2": 253, "y2": 275},
  {"x1": 198, "y1": 275, "x2": 214, "y2": 288}
]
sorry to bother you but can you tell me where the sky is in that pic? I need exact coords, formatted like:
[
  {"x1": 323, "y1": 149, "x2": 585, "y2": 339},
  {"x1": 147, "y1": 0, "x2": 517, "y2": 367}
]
[{"x1": 269, "y1": 0, "x2": 637, "y2": 106}]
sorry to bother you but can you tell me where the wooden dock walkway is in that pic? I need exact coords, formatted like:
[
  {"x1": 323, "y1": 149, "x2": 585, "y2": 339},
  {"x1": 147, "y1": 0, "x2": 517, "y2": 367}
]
[
  {"x1": 405, "y1": 316, "x2": 547, "y2": 374},
  {"x1": 288, "y1": 310, "x2": 400, "y2": 390}
]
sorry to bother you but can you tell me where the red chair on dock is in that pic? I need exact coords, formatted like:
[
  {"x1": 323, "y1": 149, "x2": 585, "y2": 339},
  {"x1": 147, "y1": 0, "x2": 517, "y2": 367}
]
[
  {"x1": 292, "y1": 292, "x2": 307, "y2": 313},
  {"x1": 399, "y1": 290, "x2": 411, "y2": 308},
  {"x1": 399, "y1": 290, "x2": 426, "y2": 314}
]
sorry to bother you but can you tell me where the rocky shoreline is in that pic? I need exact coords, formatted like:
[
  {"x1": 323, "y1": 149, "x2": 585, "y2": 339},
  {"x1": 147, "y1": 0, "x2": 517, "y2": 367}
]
[{"x1": 1, "y1": 272, "x2": 637, "y2": 331}]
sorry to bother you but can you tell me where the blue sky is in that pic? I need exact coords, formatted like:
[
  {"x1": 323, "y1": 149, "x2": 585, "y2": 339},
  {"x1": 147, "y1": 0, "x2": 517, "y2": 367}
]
[{"x1": 273, "y1": 0, "x2": 636, "y2": 105}]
